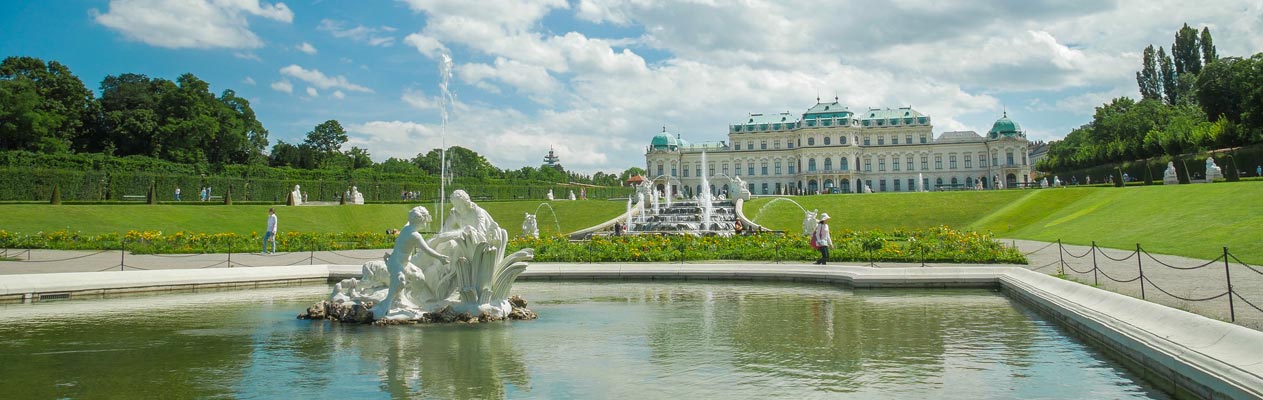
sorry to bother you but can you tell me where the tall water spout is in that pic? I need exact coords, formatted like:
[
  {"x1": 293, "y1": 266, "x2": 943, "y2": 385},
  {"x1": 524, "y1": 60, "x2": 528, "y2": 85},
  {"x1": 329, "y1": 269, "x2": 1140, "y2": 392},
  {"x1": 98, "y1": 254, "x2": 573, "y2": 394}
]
[{"x1": 699, "y1": 151, "x2": 713, "y2": 230}]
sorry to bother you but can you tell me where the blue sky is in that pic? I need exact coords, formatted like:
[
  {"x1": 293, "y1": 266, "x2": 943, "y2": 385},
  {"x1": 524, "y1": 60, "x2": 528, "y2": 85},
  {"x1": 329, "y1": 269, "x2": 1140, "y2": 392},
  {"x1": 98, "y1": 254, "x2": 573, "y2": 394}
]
[{"x1": 3, "y1": 1, "x2": 1262, "y2": 174}]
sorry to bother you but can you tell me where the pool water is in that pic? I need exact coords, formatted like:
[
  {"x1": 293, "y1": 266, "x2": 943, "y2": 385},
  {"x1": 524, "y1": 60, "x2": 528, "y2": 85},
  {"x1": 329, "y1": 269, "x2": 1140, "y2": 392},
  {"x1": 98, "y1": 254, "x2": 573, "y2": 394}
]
[{"x1": 0, "y1": 281, "x2": 1169, "y2": 399}]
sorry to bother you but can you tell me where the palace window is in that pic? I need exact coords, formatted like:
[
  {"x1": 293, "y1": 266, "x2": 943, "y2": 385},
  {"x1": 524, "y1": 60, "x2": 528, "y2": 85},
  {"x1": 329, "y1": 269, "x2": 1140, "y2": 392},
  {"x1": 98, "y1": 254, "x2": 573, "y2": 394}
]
[
  {"x1": 892, "y1": 156, "x2": 900, "y2": 171},
  {"x1": 920, "y1": 155, "x2": 929, "y2": 171},
  {"x1": 775, "y1": 161, "x2": 782, "y2": 175},
  {"x1": 839, "y1": 136, "x2": 847, "y2": 144},
  {"x1": 908, "y1": 178, "x2": 916, "y2": 191},
  {"x1": 894, "y1": 179, "x2": 902, "y2": 191},
  {"x1": 965, "y1": 154, "x2": 972, "y2": 169},
  {"x1": 774, "y1": 140, "x2": 781, "y2": 149},
  {"x1": 748, "y1": 162, "x2": 755, "y2": 176},
  {"x1": 788, "y1": 163, "x2": 796, "y2": 174},
  {"x1": 787, "y1": 141, "x2": 794, "y2": 149},
  {"x1": 761, "y1": 162, "x2": 768, "y2": 175},
  {"x1": 891, "y1": 136, "x2": 898, "y2": 145},
  {"x1": 980, "y1": 153, "x2": 989, "y2": 168},
  {"x1": 949, "y1": 155, "x2": 957, "y2": 169},
  {"x1": 840, "y1": 157, "x2": 849, "y2": 171},
  {"x1": 683, "y1": 164, "x2": 690, "y2": 177},
  {"x1": 1007, "y1": 151, "x2": 1015, "y2": 166},
  {"x1": 656, "y1": 163, "x2": 663, "y2": 176},
  {"x1": 807, "y1": 137, "x2": 815, "y2": 146},
  {"x1": 722, "y1": 163, "x2": 729, "y2": 176},
  {"x1": 880, "y1": 179, "x2": 887, "y2": 192},
  {"x1": 907, "y1": 157, "x2": 913, "y2": 171},
  {"x1": 696, "y1": 164, "x2": 702, "y2": 177},
  {"x1": 824, "y1": 157, "x2": 833, "y2": 171},
  {"x1": 864, "y1": 136, "x2": 871, "y2": 146},
  {"x1": 878, "y1": 136, "x2": 885, "y2": 145},
  {"x1": 935, "y1": 155, "x2": 943, "y2": 170},
  {"x1": 878, "y1": 156, "x2": 886, "y2": 172},
  {"x1": 906, "y1": 134, "x2": 913, "y2": 144},
  {"x1": 920, "y1": 135, "x2": 928, "y2": 144},
  {"x1": 709, "y1": 163, "x2": 715, "y2": 177},
  {"x1": 824, "y1": 136, "x2": 831, "y2": 145},
  {"x1": 864, "y1": 157, "x2": 872, "y2": 172},
  {"x1": 761, "y1": 140, "x2": 767, "y2": 150},
  {"x1": 746, "y1": 142, "x2": 753, "y2": 150}
]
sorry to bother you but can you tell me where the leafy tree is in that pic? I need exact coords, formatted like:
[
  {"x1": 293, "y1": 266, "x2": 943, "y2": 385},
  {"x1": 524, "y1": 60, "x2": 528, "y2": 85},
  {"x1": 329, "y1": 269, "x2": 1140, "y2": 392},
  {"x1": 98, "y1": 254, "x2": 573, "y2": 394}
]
[
  {"x1": 1157, "y1": 47, "x2": 1178, "y2": 105},
  {"x1": 1172, "y1": 23, "x2": 1202, "y2": 75},
  {"x1": 0, "y1": 56, "x2": 93, "y2": 153},
  {"x1": 345, "y1": 146, "x2": 373, "y2": 170},
  {"x1": 412, "y1": 146, "x2": 498, "y2": 180},
  {"x1": 1136, "y1": 45, "x2": 1162, "y2": 101},
  {"x1": 303, "y1": 119, "x2": 346, "y2": 168},
  {"x1": 1200, "y1": 27, "x2": 1217, "y2": 66}
]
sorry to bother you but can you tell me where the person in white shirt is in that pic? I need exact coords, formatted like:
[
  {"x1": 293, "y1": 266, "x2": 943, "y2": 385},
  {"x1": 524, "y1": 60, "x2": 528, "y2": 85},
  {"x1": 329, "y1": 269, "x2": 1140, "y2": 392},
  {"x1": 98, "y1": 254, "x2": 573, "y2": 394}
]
[
  {"x1": 812, "y1": 213, "x2": 832, "y2": 265},
  {"x1": 263, "y1": 208, "x2": 278, "y2": 254}
]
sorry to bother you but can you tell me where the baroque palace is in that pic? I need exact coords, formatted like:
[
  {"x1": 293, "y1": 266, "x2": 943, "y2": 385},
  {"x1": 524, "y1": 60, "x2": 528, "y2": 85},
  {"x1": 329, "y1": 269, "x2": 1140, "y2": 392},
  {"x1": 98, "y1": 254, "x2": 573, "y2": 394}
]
[{"x1": 645, "y1": 99, "x2": 1031, "y2": 196}]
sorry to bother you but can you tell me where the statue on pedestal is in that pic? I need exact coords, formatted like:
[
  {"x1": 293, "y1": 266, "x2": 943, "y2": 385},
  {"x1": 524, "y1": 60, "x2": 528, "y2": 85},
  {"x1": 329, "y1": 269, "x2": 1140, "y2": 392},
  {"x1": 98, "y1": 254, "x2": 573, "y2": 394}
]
[
  {"x1": 290, "y1": 185, "x2": 304, "y2": 206},
  {"x1": 546, "y1": 189, "x2": 554, "y2": 201},
  {"x1": 1163, "y1": 161, "x2": 1179, "y2": 185},
  {"x1": 521, "y1": 212, "x2": 539, "y2": 238},
  {"x1": 1205, "y1": 157, "x2": 1223, "y2": 182},
  {"x1": 309, "y1": 190, "x2": 536, "y2": 324}
]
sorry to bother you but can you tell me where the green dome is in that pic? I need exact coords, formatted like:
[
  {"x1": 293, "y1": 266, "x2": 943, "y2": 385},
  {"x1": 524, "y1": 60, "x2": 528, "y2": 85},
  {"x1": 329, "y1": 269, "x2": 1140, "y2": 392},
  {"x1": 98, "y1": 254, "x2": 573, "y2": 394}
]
[
  {"x1": 651, "y1": 127, "x2": 678, "y2": 149},
  {"x1": 987, "y1": 112, "x2": 1024, "y2": 139}
]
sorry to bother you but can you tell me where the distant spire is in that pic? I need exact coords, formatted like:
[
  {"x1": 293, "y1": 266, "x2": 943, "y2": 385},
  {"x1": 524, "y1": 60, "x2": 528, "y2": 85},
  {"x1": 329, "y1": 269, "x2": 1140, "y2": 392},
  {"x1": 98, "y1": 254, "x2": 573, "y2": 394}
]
[{"x1": 662, "y1": 126, "x2": 666, "y2": 132}]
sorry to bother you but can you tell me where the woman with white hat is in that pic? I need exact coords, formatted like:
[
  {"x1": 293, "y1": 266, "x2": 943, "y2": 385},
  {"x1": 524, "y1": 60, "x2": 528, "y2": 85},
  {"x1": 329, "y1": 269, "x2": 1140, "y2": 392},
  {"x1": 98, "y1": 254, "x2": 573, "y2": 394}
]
[{"x1": 812, "y1": 213, "x2": 832, "y2": 265}]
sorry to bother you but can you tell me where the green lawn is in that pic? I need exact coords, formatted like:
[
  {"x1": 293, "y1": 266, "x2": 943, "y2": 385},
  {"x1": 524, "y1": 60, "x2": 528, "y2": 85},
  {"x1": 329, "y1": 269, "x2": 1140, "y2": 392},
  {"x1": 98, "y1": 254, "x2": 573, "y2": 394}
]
[
  {"x1": 743, "y1": 191, "x2": 1028, "y2": 233},
  {"x1": 0, "y1": 200, "x2": 626, "y2": 237},
  {"x1": 743, "y1": 182, "x2": 1262, "y2": 263}
]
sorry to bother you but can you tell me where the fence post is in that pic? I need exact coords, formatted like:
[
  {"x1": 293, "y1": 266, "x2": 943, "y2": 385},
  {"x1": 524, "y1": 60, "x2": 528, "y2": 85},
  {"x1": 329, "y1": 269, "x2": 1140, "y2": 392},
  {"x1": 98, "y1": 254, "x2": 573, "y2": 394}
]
[
  {"x1": 775, "y1": 242, "x2": 780, "y2": 264},
  {"x1": 680, "y1": 238, "x2": 685, "y2": 264},
  {"x1": 1091, "y1": 241, "x2": 1099, "y2": 286},
  {"x1": 1136, "y1": 243, "x2": 1145, "y2": 300},
  {"x1": 227, "y1": 249, "x2": 232, "y2": 268},
  {"x1": 920, "y1": 243, "x2": 926, "y2": 268},
  {"x1": 1225, "y1": 247, "x2": 1235, "y2": 323},
  {"x1": 1057, "y1": 239, "x2": 1064, "y2": 275},
  {"x1": 120, "y1": 238, "x2": 125, "y2": 271}
]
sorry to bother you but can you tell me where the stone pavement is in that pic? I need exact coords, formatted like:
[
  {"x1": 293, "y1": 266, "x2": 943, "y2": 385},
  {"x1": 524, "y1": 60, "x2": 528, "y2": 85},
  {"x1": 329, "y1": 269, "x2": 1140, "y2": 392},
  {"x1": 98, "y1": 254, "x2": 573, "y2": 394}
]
[{"x1": 3, "y1": 239, "x2": 1261, "y2": 330}]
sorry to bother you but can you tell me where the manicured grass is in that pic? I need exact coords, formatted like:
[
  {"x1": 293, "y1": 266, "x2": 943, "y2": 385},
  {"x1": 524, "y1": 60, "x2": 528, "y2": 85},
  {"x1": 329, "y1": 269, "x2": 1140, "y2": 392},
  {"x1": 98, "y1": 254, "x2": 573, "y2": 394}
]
[
  {"x1": 742, "y1": 191, "x2": 1029, "y2": 233},
  {"x1": 0, "y1": 200, "x2": 626, "y2": 237},
  {"x1": 743, "y1": 182, "x2": 1262, "y2": 263},
  {"x1": 978, "y1": 183, "x2": 1263, "y2": 263}
]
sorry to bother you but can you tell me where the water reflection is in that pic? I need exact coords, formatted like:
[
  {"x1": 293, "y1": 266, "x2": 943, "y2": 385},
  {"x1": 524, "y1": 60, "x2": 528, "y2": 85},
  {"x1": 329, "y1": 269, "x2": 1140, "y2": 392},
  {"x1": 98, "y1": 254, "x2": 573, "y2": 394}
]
[{"x1": 0, "y1": 282, "x2": 1168, "y2": 399}]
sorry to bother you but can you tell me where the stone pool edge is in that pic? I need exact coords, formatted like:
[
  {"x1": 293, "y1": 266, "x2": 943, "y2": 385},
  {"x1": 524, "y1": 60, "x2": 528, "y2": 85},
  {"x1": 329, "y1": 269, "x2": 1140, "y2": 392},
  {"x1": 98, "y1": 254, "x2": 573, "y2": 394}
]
[{"x1": 1, "y1": 263, "x2": 1259, "y2": 399}]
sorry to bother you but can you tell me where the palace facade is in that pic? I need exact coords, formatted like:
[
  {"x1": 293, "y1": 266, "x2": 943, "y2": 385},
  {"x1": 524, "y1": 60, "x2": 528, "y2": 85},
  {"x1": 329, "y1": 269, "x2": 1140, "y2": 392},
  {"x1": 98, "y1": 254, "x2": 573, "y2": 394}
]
[{"x1": 645, "y1": 100, "x2": 1031, "y2": 196}]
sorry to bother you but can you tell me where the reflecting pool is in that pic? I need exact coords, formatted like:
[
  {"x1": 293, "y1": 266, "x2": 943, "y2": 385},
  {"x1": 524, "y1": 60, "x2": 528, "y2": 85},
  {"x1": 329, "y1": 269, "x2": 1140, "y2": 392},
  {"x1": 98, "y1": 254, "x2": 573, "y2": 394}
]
[{"x1": 0, "y1": 282, "x2": 1169, "y2": 399}]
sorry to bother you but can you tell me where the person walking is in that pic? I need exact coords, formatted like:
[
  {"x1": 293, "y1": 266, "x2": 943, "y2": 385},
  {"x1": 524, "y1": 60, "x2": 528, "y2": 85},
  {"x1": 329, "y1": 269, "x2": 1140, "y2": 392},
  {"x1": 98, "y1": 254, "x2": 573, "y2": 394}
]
[
  {"x1": 263, "y1": 208, "x2": 278, "y2": 254},
  {"x1": 174, "y1": 186, "x2": 181, "y2": 201},
  {"x1": 812, "y1": 213, "x2": 832, "y2": 265}
]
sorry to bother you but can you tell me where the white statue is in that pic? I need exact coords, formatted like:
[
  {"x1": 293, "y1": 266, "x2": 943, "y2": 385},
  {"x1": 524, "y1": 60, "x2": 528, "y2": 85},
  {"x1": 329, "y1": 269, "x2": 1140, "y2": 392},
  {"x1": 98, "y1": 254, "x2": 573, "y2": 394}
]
[
  {"x1": 1053, "y1": 176, "x2": 1062, "y2": 187},
  {"x1": 568, "y1": 190, "x2": 576, "y2": 201},
  {"x1": 1205, "y1": 157, "x2": 1223, "y2": 182},
  {"x1": 290, "y1": 185, "x2": 303, "y2": 206},
  {"x1": 351, "y1": 186, "x2": 364, "y2": 204},
  {"x1": 803, "y1": 209, "x2": 818, "y2": 236},
  {"x1": 325, "y1": 190, "x2": 535, "y2": 322},
  {"x1": 730, "y1": 176, "x2": 751, "y2": 201},
  {"x1": 1163, "y1": 161, "x2": 1179, "y2": 185},
  {"x1": 521, "y1": 212, "x2": 539, "y2": 238},
  {"x1": 1040, "y1": 178, "x2": 1048, "y2": 188},
  {"x1": 863, "y1": 184, "x2": 872, "y2": 194},
  {"x1": 546, "y1": 189, "x2": 554, "y2": 201}
]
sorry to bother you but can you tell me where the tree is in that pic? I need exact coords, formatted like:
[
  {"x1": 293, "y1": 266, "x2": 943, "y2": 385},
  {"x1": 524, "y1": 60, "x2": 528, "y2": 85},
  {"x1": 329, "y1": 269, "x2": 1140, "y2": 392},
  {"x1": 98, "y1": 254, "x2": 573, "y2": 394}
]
[
  {"x1": 619, "y1": 167, "x2": 647, "y2": 183},
  {"x1": 1157, "y1": 47, "x2": 1178, "y2": 105},
  {"x1": 1136, "y1": 45, "x2": 1162, "y2": 101},
  {"x1": 0, "y1": 56, "x2": 93, "y2": 153},
  {"x1": 303, "y1": 120, "x2": 347, "y2": 168},
  {"x1": 1200, "y1": 27, "x2": 1217, "y2": 66},
  {"x1": 345, "y1": 146, "x2": 373, "y2": 170},
  {"x1": 1172, "y1": 23, "x2": 1202, "y2": 75}
]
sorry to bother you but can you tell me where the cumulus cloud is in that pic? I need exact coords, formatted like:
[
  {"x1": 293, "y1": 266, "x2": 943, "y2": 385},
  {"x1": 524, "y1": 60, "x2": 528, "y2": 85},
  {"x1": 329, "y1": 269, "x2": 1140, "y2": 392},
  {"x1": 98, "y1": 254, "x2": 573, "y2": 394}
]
[
  {"x1": 93, "y1": 0, "x2": 292, "y2": 49},
  {"x1": 401, "y1": 88, "x2": 437, "y2": 110},
  {"x1": 332, "y1": 90, "x2": 346, "y2": 99},
  {"x1": 279, "y1": 64, "x2": 373, "y2": 93},
  {"x1": 297, "y1": 42, "x2": 317, "y2": 54},
  {"x1": 270, "y1": 79, "x2": 293, "y2": 93},
  {"x1": 242, "y1": 76, "x2": 256, "y2": 85},
  {"x1": 306, "y1": 87, "x2": 318, "y2": 97}
]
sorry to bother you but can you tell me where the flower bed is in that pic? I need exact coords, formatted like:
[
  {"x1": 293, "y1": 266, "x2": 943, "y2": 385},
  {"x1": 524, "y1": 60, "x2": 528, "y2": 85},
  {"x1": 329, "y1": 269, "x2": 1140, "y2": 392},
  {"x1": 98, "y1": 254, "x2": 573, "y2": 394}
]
[{"x1": 0, "y1": 226, "x2": 1025, "y2": 264}]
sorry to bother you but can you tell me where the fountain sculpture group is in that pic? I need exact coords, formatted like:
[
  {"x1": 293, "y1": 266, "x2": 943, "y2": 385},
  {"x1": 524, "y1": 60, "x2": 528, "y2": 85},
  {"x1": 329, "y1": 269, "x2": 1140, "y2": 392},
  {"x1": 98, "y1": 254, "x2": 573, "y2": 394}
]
[{"x1": 301, "y1": 190, "x2": 537, "y2": 324}]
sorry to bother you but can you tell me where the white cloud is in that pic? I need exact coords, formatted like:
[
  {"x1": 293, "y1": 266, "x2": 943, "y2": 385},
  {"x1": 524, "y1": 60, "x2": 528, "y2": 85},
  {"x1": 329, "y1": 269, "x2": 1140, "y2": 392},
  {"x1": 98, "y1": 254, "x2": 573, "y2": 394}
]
[
  {"x1": 242, "y1": 76, "x2": 256, "y2": 85},
  {"x1": 401, "y1": 88, "x2": 437, "y2": 110},
  {"x1": 332, "y1": 90, "x2": 345, "y2": 99},
  {"x1": 270, "y1": 79, "x2": 292, "y2": 93},
  {"x1": 306, "y1": 87, "x2": 318, "y2": 97},
  {"x1": 403, "y1": 33, "x2": 448, "y2": 58},
  {"x1": 318, "y1": 19, "x2": 396, "y2": 46},
  {"x1": 233, "y1": 52, "x2": 262, "y2": 61},
  {"x1": 297, "y1": 42, "x2": 317, "y2": 55},
  {"x1": 93, "y1": 0, "x2": 292, "y2": 49},
  {"x1": 279, "y1": 64, "x2": 373, "y2": 92}
]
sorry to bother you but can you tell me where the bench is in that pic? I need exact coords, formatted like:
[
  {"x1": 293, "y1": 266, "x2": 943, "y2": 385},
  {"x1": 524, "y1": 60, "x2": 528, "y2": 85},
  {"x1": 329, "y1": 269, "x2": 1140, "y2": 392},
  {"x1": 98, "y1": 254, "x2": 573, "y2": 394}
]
[{"x1": 122, "y1": 195, "x2": 146, "y2": 201}]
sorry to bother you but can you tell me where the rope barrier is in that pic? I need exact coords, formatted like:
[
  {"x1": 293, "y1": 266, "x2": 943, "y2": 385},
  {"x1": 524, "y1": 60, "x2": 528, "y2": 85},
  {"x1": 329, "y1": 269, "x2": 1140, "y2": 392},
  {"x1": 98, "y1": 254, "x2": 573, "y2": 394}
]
[
  {"x1": 1096, "y1": 267, "x2": 1141, "y2": 283},
  {"x1": 1233, "y1": 292, "x2": 1263, "y2": 314},
  {"x1": 1141, "y1": 275, "x2": 1230, "y2": 302},
  {"x1": 95, "y1": 264, "x2": 120, "y2": 272},
  {"x1": 121, "y1": 264, "x2": 150, "y2": 271},
  {"x1": 148, "y1": 252, "x2": 208, "y2": 258},
  {"x1": 1022, "y1": 241, "x2": 1057, "y2": 256},
  {"x1": 15, "y1": 250, "x2": 113, "y2": 263},
  {"x1": 197, "y1": 260, "x2": 229, "y2": 269},
  {"x1": 1096, "y1": 248, "x2": 1139, "y2": 262},
  {"x1": 1028, "y1": 260, "x2": 1061, "y2": 271},
  {"x1": 1062, "y1": 246, "x2": 1093, "y2": 259},
  {"x1": 1227, "y1": 253, "x2": 1263, "y2": 276},
  {"x1": 1141, "y1": 249, "x2": 1224, "y2": 270},
  {"x1": 1062, "y1": 262, "x2": 1096, "y2": 275},
  {"x1": 310, "y1": 256, "x2": 336, "y2": 264},
  {"x1": 287, "y1": 258, "x2": 310, "y2": 266}
]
